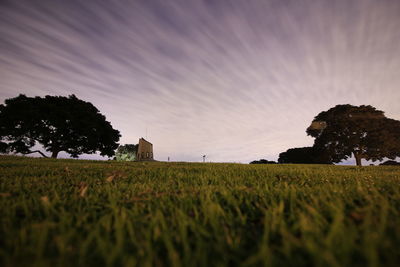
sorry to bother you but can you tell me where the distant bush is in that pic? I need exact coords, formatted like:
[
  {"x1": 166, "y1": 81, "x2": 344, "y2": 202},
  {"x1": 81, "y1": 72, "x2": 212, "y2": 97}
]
[
  {"x1": 379, "y1": 160, "x2": 400, "y2": 166},
  {"x1": 250, "y1": 159, "x2": 276, "y2": 164},
  {"x1": 115, "y1": 144, "x2": 138, "y2": 161}
]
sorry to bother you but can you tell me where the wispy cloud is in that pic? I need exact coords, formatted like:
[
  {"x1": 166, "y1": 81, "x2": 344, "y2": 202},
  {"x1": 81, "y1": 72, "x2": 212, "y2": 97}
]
[{"x1": 1, "y1": 0, "x2": 399, "y2": 162}]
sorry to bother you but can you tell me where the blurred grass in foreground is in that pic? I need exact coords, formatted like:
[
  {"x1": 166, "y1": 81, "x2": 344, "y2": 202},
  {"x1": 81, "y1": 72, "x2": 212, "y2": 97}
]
[{"x1": 0, "y1": 155, "x2": 399, "y2": 267}]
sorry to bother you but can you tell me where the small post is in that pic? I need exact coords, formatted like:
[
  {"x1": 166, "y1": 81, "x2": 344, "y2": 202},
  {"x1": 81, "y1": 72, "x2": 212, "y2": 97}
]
[
  {"x1": 168, "y1": 156, "x2": 170, "y2": 162},
  {"x1": 202, "y1": 155, "x2": 206, "y2": 163}
]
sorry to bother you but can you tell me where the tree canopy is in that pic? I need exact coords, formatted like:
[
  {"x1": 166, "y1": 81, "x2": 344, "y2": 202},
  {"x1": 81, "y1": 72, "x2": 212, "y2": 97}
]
[
  {"x1": 115, "y1": 144, "x2": 138, "y2": 161},
  {"x1": 278, "y1": 147, "x2": 332, "y2": 164},
  {"x1": 307, "y1": 104, "x2": 400, "y2": 166},
  {"x1": 0, "y1": 94, "x2": 120, "y2": 158}
]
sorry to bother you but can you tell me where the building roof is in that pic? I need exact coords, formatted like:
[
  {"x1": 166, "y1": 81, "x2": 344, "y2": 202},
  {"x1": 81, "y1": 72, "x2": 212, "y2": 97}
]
[{"x1": 139, "y1": 137, "x2": 152, "y2": 145}]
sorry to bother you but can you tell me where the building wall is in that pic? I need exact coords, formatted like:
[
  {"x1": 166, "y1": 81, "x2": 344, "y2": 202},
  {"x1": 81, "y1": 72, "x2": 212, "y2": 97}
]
[{"x1": 137, "y1": 138, "x2": 153, "y2": 161}]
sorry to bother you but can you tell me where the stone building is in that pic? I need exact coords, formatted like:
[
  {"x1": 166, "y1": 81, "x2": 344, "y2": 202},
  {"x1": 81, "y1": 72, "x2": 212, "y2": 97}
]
[{"x1": 136, "y1": 138, "x2": 153, "y2": 161}]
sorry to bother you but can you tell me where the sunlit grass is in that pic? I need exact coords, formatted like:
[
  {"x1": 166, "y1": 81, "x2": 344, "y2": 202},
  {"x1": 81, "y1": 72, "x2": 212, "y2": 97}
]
[{"x1": 0, "y1": 155, "x2": 399, "y2": 266}]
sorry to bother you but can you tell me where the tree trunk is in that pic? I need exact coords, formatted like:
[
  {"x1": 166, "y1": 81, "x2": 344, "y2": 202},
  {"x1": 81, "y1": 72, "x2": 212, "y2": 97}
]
[
  {"x1": 51, "y1": 150, "x2": 59, "y2": 158},
  {"x1": 354, "y1": 152, "x2": 362, "y2": 166}
]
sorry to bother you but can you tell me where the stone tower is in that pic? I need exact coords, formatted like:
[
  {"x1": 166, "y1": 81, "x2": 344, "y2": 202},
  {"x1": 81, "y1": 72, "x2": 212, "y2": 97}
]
[{"x1": 136, "y1": 138, "x2": 153, "y2": 161}]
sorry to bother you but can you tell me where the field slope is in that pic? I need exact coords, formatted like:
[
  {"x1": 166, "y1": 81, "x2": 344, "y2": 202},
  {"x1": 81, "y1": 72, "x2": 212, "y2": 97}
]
[{"x1": 0, "y1": 155, "x2": 400, "y2": 266}]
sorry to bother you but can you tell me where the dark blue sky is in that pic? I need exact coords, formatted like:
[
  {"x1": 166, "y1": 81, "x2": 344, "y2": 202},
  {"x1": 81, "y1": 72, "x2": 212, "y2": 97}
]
[{"x1": 1, "y1": 0, "x2": 400, "y2": 163}]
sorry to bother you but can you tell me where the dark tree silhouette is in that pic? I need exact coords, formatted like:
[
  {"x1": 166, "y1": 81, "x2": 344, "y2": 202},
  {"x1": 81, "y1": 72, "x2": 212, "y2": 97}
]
[
  {"x1": 0, "y1": 94, "x2": 120, "y2": 158},
  {"x1": 278, "y1": 147, "x2": 332, "y2": 164},
  {"x1": 307, "y1": 104, "x2": 400, "y2": 166},
  {"x1": 379, "y1": 160, "x2": 400, "y2": 166},
  {"x1": 249, "y1": 159, "x2": 276, "y2": 164}
]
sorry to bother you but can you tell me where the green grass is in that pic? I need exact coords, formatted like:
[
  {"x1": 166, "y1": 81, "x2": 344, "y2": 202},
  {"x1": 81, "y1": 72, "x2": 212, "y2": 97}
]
[{"x1": 0, "y1": 155, "x2": 400, "y2": 267}]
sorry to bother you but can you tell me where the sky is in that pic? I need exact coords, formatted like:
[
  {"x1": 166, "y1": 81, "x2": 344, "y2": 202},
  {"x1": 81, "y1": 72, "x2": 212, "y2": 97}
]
[{"x1": 1, "y1": 0, "x2": 400, "y2": 164}]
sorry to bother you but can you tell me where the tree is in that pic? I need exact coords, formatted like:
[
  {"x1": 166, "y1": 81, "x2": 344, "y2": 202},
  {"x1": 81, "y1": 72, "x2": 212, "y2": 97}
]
[
  {"x1": 307, "y1": 104, "x2": 400, "y2": 166},
  {"x1": 115, "y1": 144, "x2": 138, "y2": 161},
  {"x1": 0, "y1": 94, "x2": 120, "y2": 158},
  {"x1": 278, "y1": 147, "x2": 332, "y2": 164}
]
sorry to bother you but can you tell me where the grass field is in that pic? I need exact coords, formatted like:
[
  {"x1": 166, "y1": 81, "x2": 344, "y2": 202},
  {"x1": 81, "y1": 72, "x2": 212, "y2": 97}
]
[{"x1": 0, "y1": 155, "x2": 399, "y2": 267}]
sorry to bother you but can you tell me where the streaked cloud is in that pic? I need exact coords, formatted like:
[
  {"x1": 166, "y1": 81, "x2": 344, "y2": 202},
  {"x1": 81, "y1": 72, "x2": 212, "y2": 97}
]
[{"x1": 1, "y1": 0, "x2": 399, "y2": 163}]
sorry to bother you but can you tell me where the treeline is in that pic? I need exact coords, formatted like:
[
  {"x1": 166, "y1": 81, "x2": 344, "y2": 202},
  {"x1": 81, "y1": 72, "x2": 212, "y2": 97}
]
[
  {"x1": 251, "y1": 104, "x2": 400, "y2": 166},
  {"x1": 250, "y1": 146, "x2": 331, "y2": 164},
  {"x1": 1, "y1": 95, "x2": 400, "y2": 166}
]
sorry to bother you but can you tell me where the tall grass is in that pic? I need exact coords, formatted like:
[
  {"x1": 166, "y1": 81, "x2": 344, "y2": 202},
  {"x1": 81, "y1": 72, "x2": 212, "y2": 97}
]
[{"x1": 0, "y1": 155, "x2": 399, "y2": 266}]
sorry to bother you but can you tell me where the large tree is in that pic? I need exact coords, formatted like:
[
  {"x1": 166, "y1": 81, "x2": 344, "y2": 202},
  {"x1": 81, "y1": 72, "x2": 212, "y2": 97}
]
[
  {"x1": 307, "y1": 104, "x2": 400, "y2": 166},
  {"x1": 0, "y1": 94, "x2": 120, "y2": 158}
]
